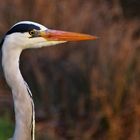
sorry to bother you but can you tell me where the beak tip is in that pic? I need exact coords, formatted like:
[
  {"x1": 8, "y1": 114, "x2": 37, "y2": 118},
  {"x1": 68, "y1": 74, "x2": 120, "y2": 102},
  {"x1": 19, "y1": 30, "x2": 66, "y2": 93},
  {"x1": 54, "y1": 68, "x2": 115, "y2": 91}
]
[{"x1": 86, "y1": 35, "x2": 98, "y2": 41}]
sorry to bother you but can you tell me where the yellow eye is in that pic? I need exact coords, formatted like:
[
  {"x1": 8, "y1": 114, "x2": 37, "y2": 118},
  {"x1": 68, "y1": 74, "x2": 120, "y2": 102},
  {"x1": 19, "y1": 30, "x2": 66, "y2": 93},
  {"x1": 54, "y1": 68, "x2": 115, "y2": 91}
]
[{"x1": 29, "y1": 29, "x2": 36, "y2": 36}]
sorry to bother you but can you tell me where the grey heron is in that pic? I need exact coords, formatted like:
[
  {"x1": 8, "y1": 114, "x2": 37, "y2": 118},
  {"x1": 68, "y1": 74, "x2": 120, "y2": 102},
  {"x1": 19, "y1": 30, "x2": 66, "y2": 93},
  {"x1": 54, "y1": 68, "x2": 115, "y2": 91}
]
[{"x1": 1, "y1": 21, "x2": 97, "y2": 140}]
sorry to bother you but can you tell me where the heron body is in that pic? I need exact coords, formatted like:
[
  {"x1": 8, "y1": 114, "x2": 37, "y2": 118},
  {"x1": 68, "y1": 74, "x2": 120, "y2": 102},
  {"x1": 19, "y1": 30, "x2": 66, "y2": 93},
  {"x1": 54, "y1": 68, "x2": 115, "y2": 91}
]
[{"x1": 1, "y1": 21, "x2": 97, "y2": 140}]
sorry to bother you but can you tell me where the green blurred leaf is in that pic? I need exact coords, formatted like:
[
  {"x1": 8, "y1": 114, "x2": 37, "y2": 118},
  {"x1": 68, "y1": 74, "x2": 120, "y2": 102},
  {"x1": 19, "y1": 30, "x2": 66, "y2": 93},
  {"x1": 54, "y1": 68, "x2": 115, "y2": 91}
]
[{"x1": 0, "y1": 116, "x2": 13, "y2": 140}]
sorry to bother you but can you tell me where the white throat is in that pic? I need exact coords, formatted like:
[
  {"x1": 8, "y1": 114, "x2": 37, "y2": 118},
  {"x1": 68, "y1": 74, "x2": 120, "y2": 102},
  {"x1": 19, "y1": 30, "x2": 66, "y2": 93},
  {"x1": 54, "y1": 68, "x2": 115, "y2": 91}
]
[{"x1": 2, "y1": 39, "x2": 35, "y2": 140}]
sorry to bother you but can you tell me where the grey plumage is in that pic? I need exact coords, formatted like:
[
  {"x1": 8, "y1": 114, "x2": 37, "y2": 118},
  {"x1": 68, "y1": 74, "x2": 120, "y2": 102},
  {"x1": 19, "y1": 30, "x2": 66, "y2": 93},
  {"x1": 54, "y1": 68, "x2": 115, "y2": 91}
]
[{"x1": 1, "y1": 21, "x2": 96, "y2": 140}]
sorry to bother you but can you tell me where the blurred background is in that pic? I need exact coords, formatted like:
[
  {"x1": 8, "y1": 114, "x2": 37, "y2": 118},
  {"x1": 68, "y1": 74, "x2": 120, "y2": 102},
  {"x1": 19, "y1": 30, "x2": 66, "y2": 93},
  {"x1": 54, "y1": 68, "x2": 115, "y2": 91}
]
[{"x1": 0, "y1": 0, "x2": 140, "y2": 140}]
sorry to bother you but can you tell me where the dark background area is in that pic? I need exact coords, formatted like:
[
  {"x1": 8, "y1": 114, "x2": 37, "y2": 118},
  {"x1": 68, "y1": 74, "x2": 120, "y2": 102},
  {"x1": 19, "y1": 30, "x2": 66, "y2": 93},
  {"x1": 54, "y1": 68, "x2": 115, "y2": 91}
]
[{"x1": 0, "y1": 0, "x2": 140, "y2": 140}]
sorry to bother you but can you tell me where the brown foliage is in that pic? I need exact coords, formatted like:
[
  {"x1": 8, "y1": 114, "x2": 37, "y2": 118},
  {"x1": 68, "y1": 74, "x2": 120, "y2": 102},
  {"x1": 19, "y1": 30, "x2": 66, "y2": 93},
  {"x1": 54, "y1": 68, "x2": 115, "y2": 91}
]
[{"x1": 0, "y1": 0, "x2": 140, "y2": 140}]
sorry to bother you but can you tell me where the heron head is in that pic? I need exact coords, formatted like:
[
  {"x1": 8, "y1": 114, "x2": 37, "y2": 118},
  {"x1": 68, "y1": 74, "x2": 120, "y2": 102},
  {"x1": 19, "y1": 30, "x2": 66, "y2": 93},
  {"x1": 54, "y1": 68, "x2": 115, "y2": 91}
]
[{"x1": 2, "y1": 21, "x2": 97, "y2": 50}]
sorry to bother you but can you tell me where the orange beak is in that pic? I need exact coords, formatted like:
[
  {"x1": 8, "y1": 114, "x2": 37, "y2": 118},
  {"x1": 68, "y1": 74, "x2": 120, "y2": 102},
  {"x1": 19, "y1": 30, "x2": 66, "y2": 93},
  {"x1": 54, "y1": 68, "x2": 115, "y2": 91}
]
[{"x1": 40, "y1": 29, "x2": 97, "y2": 41}]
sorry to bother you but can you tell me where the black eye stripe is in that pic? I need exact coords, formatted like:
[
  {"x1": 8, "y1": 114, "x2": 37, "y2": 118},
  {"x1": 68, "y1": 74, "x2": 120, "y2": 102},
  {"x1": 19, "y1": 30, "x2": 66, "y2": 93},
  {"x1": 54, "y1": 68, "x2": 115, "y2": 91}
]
[
  {"x1": 0, "y1": 24, "x2": 41, "y2": 47},
  {"x1": 6, "y1": 24, "x2": 40, "y2": 35}
]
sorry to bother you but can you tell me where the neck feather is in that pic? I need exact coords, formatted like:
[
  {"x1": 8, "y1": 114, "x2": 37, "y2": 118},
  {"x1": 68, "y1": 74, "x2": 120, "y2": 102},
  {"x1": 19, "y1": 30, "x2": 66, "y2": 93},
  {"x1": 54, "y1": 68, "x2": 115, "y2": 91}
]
[{"x1": 2, "y1": 43, "x2": 34, "y2": 140}]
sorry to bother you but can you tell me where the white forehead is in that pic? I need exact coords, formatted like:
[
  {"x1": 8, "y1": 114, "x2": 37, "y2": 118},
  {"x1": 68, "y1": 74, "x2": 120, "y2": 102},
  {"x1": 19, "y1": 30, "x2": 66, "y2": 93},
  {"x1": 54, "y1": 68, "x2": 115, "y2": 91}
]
[{"x1": 13, "y1": 21, "x2": 47, "y2": 30}]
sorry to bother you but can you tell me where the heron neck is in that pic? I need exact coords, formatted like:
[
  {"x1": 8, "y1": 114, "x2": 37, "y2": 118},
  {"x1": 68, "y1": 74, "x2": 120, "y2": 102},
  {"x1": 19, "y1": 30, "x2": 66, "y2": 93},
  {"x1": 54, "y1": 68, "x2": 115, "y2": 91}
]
[{"x1": 2, "y1": 46, "x2": 34, "y2": 140}]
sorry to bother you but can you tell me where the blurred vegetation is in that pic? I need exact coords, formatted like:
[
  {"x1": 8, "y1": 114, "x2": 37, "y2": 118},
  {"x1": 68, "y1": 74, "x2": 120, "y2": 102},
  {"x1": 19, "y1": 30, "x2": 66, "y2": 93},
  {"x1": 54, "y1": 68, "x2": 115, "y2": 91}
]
[
  {"x1": 0, "y1": 115, "x2": 13, "y2": 140},
  {"x1": 0, "y1": 0, "x2": 140, "y2": 140}
]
